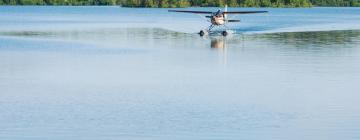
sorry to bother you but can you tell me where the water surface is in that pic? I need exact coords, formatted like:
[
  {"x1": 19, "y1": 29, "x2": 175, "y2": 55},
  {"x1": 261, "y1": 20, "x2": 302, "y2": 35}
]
[{"x1": 1, "y1": 6, "x2": 360, "y2": 140}]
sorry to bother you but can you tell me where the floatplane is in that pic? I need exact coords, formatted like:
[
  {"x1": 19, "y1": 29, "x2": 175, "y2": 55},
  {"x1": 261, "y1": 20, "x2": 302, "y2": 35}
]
[{"x1": 169, "y1": 6, "x2": 268, "y2": 36}]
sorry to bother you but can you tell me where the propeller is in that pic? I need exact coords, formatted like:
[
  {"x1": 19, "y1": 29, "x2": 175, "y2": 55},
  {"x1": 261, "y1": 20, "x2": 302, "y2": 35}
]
[{"x1": 214, "y1": 10, "x2": 221, "y2": 16}]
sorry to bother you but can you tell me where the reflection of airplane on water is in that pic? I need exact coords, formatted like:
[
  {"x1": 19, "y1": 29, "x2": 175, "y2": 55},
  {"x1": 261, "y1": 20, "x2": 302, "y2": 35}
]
[
  {"x1": 169, "y1": 5, "x2": 268, "y2": 36},
  {"x1": 209, "y1": 37, "x2": 228, "y2": 65},
  {"x1": 211, "y1": 37, "x2": 226, "y2": 49},
  {"x1": 209, "y1": 36, "x2": 245, "y2": 49}
]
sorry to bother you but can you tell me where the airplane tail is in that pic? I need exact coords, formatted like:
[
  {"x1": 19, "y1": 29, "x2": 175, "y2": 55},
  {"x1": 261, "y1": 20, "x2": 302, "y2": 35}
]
[{"x1": 224, "y1": 5, "x2": 228, "y2": 20}]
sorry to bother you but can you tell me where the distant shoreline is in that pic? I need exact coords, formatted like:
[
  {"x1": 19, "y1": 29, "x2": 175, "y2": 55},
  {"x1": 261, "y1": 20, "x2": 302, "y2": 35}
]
[
  {"x1": 1, "y1": 5, "x2": 359, "y2": 8},
  {"x1": 1, "y1": 5, "x2": 360, "y2": 7},
  {"x1": 0, "y1": 5, "x2": 359, "y2": 8},
  {"x1": 0, "y1": 0, "x2": 359, "y2": 7}
]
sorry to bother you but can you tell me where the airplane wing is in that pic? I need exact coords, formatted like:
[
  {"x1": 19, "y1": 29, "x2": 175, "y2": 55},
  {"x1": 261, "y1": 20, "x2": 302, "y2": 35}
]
[
  {"x1": 223, "y1": 11, "x2": 268, "y2": 14},
  {"x1": 168, "y1": 10, "x2": 213, "y2": 14},
  {"x1": 227, "y1": 19, "x2": 241, "y2": 22}
]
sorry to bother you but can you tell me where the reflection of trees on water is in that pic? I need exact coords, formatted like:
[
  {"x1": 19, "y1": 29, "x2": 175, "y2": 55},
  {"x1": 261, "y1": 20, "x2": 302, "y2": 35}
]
[
  {"x1": 259, "y1": 30, "x2": 360, "y2": 47},
  {"x1": 0, "y1": 28, "x2": 188, "y2": 41},
  {"x1": 205, "y1": 30, "x2": 360, "y2": 55}
]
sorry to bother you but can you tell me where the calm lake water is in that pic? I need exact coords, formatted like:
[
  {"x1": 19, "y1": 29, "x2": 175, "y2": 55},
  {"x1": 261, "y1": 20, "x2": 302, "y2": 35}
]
[{"x1": 1, "y1": 6, "x2": 360, "y2": 140}]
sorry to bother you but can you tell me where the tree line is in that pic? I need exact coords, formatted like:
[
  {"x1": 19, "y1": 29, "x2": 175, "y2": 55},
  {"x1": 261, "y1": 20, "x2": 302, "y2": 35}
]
[{"x1": 0, "y1": 0, "x2": 359, "y2": 7}]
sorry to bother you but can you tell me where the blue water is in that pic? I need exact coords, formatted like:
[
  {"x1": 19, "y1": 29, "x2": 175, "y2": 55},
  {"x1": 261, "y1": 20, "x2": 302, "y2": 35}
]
[
  {"x1": 1, "y1": 6, "x2": 360, "y2": 33},
  {"x1": 1, "y1": 6, "x2": 360, "y2": 140}
]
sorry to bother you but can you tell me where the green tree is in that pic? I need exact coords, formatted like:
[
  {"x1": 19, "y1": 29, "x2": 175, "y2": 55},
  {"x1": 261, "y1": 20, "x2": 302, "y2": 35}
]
[
  {"x1": 159, "y1": 0, "x2": 169, "y2": 7},
  {"x1": 19, "y1": 0, "x2": 45, "y2": 5},
  {"x1": 177, "y1": 0, "x2": 191, "y2": 7},
  {"x1": 243, "y1": 0, "x2": 258, "y2": 6},
  {"x1": 227, "y1": 0, "x2": 238, "y2": 6},
  {"x1": 260, "y1": 0, "x2": 271, "y2": 6},
  {"x1": 3, "y1": 0, "x2": 18, "y2": 5}
]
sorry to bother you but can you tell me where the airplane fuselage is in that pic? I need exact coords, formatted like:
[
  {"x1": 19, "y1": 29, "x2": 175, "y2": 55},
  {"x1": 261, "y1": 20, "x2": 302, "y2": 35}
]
[{"x1": 211, "y1": 14, "x2": 225, "y2": 25}]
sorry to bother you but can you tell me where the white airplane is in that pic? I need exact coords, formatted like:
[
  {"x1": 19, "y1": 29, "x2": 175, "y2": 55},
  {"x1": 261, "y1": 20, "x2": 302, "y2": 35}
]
[{"x1": 169, "y1": 6, "x2": 268, "y2": 36}]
